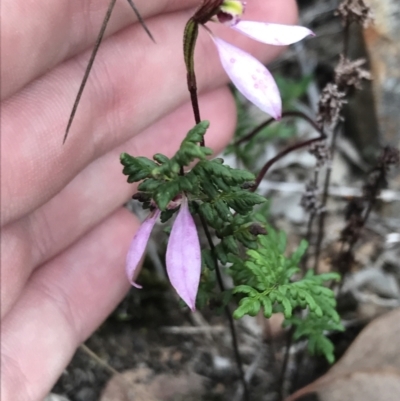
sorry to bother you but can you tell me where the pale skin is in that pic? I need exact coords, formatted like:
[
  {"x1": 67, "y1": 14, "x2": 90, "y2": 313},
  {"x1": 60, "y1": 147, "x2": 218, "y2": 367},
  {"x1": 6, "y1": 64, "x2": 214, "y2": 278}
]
[{"x1": 0, "y1": 0, "x2": 297, "y2": 399}]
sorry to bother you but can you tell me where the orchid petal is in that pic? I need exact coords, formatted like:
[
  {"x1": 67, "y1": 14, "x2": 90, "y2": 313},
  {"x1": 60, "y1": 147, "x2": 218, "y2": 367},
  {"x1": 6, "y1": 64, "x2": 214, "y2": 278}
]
[
  {"x1": 126, "y1": 208, "x2": 161, "y2": 288},
  {"x1": 166, "y1": 197, "x2": 201, "y2": 311},
  {"x1": 232, "y1": 21, "x2": 314, "y2": 46},
  {"x1": 213, "y1": 37, "x2": 281, "y2": 119}
]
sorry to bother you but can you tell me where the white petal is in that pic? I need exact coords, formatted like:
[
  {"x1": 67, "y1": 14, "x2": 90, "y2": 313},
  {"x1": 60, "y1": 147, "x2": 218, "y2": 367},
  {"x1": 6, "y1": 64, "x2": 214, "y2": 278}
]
[
  {"x1": 233, "y1": 21, "x2": 314, "y2": 46},
  {"x1": 213, "y1": 37, "x2": 281, "y2": 119},
  {"x1": 126, "y1": 208, "x2": 160, "y2": 288},
  {"x1": 166, "y1": 197, "x2": 201, "y2": 311}
]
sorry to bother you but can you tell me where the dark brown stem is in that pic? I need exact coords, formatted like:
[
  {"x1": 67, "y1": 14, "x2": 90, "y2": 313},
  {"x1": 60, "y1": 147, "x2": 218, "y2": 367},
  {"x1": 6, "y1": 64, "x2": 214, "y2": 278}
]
[
  {"x1": 198, "y1": 211, "x2": 249, "y2": 401},
  {"x1": 235, "y1": 111, "x2": 323, "y2": 147},
  {"x1": 301, "y1": 170, "x2": 320, "y2": 273},
  {"x1": 250, "y1": 135, "x2": 325, "y2": 193},
  {"x1": 63, "y1": 0, "x2": 154, "y2": 144},
  {"x1": 192, "y1": 0, "x2": 224, "y2": 24},
  {"x1": 188, "y1": 76, "x2": 202, "y2": 126},
  {"x1": 313, "y1": 125, "x2": 339, "y2": 273},
  {"x1": 125, "y1": 0, "x2": 155, "y2": 42},
  {"x1": 63, "y1": 0, "x2": 117, "y2": 144},
  {"x1": 279, "y1": 326, "x2": 295, "y2": 401},
  {"x1": 343, "y1": 21, "x2": 351, "y2": 59}
]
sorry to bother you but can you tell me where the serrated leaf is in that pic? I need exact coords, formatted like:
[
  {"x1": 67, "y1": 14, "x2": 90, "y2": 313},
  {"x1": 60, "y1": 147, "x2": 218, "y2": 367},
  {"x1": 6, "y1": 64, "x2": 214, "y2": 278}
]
[
  {"x1": 199, "y1": 202, "x2": 215, "y2": 223},
  {"x1": 185, "y1": 120, "x2": 210, "y2": 142},
  {"x1": 280, "y1": 296, "x2": 293, "y2": 318},
  {"x1": 233, "y1": 297, "x2": 256, "y2": 319},
  {"x1": 215, "y1": 244, "x2": 228, "y2": 265},
  {"x1": 248, "y1": 300, "x2": 261, "y2": 317},
  {"x1": 154, "y1": 181, "x2": 180, "y2": 210},
  {"x1": 138, "y1": 178, "x2": 160, "y2": 192},
  {"x1": 261, "y1": 297, "x2": 273, "y2": 318},
  {"x1": 221, "y1": 236, "x2": 238, "y2": 255},
  {"x1": 233, "y1": 285, "x2": 259, "y2": 297},
  {"x1": 202, "y1": 249, "x2": 215, "y2": 270},
  {"x1": 290, "y1": 239, "x2": 308, "y2": 265},
  {"x1": 153, "y1": 153, "x2": 169, "y2": 164},
  {"x1": 214, "y1": 200, "x2": 232, "y2": 221}
]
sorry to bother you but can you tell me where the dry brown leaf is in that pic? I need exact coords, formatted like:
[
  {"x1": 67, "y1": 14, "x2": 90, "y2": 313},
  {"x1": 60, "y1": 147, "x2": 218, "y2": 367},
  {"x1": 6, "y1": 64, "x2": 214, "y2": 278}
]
[
  {"x1": 289, "y1": 369, "x2": 400, "y2": 401},
  {"x1": 286, "y1": 308, "x2": 400, "y2": 401},
  {"x1": 99, "y1": 367, "x2": 206, "y2": 401}
]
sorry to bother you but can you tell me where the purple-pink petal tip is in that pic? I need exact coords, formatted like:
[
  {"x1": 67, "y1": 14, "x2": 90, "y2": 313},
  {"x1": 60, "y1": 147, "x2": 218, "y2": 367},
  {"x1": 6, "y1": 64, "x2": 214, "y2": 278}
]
[
  {"x1": 166, "y1": 197, "x2": 201, "y2": 311},
  {"x1": 125, "y1": 208, "x2": 160, "y2": 288}
]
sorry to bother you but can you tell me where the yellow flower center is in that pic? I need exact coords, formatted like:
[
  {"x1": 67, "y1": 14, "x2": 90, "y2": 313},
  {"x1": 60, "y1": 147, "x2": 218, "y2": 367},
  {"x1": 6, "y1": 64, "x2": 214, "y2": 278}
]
[{"x1": 220, "y1": 1, "x2": 245, "y2": 19}]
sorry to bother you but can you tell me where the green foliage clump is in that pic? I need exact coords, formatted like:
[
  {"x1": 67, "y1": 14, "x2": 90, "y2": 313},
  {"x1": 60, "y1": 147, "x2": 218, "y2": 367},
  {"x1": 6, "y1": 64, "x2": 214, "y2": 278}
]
[
  {"x1": 286, "y1": 314, "x2": 344, "y2": 364},
  {"x1": 121, "y1": 120, "x2": 266, "y2": 228},
  {"x1": 230, "y1": 232, "x2": 339, "y2": 320},
  {"x1": 228, "y1": 227, "x2": 343, "y2": 363},
  {"x1": 121, "y1": 120, "x2": 342, "y2": 364}
]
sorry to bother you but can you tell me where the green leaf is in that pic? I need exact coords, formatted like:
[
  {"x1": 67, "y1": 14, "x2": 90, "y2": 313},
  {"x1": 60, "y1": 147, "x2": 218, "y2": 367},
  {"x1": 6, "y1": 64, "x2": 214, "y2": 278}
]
[
  {"x1": 261, "y1": 297, "x2": 273, "y2": 318},
  {"x1": 199, "y1": 202, "x2": 215, "y2": 223},
  {"x1": 153, "y1": 153, "x2": 169, "y2": 164},
  {"x1": 233, "y1": 297, "x2": 260, "y2": 319},
  {"x1": 202, "y1": 249, "x2": 215, "y2": 270},
  {"x1": 185, "y1": 120, "x2": 210, "y2": 142},
  {"x1": 214, "y1": 200, "x2": 232, "y2": 221},
  {"x1": 221, "y1": 236, "x2": 238, "y2": 255},
  {"x1": 154, "y1": 181, "x2": 180, "y2": 210},
  {"x1": 233, "y1": 285, "x2": 259, "y2": 297},
  {"x1": 281, "y1": 296, "x2": 293, "y2": 318}
]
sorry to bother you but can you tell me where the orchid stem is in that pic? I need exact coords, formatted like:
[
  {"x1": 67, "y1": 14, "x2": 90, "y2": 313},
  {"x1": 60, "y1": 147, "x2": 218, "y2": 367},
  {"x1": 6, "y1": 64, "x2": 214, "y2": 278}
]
[
  {"x1": 183, "y1": 19, "x2": 204, "y2": 146},
  {"x1": 198, "y1": 210, "x2": 250, "y2": 401},
  {"x1": 189, "y1": 81, "x2": 202, "y2": 126}
]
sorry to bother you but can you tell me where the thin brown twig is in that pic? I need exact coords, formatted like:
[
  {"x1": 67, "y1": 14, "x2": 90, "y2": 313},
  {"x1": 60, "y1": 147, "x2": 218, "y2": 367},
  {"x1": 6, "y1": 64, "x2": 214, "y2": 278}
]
[
  {"x1": 313, "y1": 125, "x2": 340, "y2": 272},
  {"x1": 301, "y1": 170, "x2": 320, "y2": 273},
  {"x1": 250, "y1": 135, "x2": 326, "y2": 193},
  {"x1": 235, "y1": 111, "x2": 322, "y2": 146},
  {"x1": 125, "y1": 0, "x2": 155, "y2": 42},
  {"x1": 63, "y1": 0, "x2": 117, "y2": 144},
  {"x1": 63, "y1": 0, "x2": 154, "y2": 144}
]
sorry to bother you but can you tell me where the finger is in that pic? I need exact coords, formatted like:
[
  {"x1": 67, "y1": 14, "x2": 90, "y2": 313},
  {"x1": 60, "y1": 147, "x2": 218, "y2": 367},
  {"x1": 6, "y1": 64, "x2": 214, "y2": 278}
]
[
  {"x1": 0, "y1": 86, "x2": 236, "y2": 318},
  {"x1": 1, "y1": 208, "x2": 136, "y2": 401},
  {"x1": 1, "y1": 0, "x2": 297, "y2": 226},
  {"x1": 1, "y1": 0, "x2": 202, "y2": 100}
]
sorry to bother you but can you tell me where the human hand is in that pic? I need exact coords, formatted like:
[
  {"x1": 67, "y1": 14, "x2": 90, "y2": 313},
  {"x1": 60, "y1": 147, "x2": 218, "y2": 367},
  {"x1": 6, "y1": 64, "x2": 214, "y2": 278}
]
[{"x1": 0, "y1": 1, "x2": 297, "y2": 399}]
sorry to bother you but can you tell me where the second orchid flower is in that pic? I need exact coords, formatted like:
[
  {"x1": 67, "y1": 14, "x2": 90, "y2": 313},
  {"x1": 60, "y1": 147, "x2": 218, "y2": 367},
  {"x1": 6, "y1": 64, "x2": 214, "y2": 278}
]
[{"x1": 191, "y1": 0, "x2": 314, "y2": 119}]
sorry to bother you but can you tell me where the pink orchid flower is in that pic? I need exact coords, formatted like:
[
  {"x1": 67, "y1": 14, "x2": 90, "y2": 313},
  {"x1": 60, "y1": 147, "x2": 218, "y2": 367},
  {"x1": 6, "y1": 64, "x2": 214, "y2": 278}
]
[
  {"x1": 126, "y1": 196, "x2": 201, "y2": 311},
  {"x1": 211, "y1": 0, "x2": 314, "y2": 119}
]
